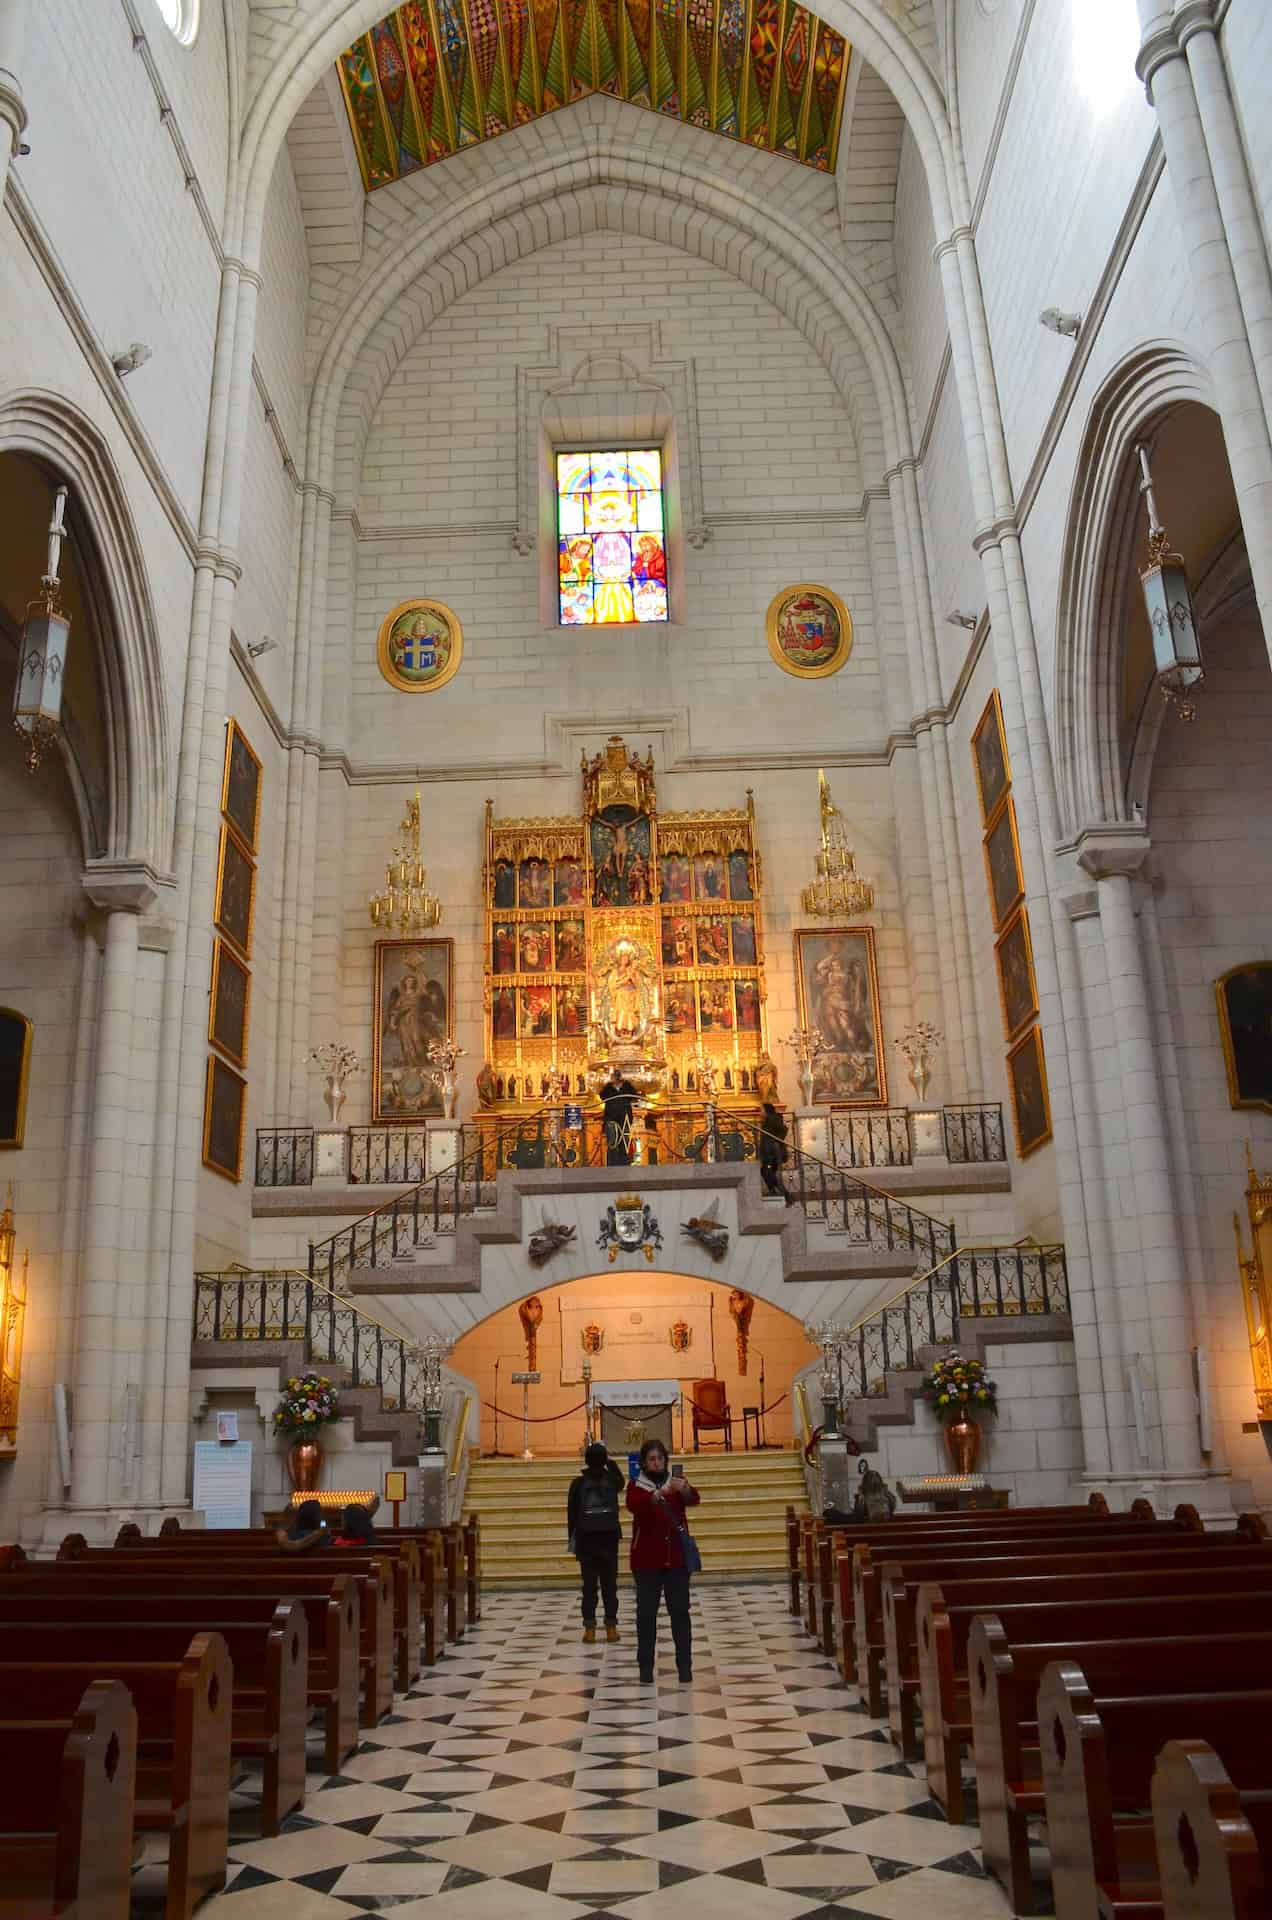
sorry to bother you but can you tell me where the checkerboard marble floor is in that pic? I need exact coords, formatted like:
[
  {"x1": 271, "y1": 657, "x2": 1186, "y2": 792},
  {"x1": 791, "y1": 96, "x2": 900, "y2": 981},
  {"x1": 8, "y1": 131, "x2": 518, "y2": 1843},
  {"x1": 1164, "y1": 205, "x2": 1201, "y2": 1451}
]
[{"x1": 193, "y1": 1584, "x2": 1013, "y2": 1919}]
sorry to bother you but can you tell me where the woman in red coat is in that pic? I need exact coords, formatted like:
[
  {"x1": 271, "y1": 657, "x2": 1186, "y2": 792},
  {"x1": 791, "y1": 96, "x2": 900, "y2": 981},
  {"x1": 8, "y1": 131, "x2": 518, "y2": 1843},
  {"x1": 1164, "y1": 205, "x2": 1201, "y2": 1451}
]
[{"x1": 625, "y1": 1438, "x2": 701, "y2": 1683}]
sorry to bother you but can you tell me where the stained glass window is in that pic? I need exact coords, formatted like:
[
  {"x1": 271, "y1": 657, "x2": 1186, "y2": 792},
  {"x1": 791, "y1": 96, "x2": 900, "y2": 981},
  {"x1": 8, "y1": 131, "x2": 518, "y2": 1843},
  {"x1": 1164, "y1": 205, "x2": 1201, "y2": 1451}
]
[{"x1": 556, "y1": 450, "x2": 668, "y2": 627}]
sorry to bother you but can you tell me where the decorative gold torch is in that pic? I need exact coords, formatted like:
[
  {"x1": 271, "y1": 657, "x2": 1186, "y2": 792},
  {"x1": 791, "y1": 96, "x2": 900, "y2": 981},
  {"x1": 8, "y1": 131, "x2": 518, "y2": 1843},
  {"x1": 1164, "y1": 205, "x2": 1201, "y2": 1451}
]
[
  {"x1": 368, "y1": 789, "x2": 442, "y2": 934},
  {"x1": 801, "y1": 771, "x2": 873, "y2": 918},
  {"x1": 0, "y1": 1189, "x2": 28, "y2": 1458}
]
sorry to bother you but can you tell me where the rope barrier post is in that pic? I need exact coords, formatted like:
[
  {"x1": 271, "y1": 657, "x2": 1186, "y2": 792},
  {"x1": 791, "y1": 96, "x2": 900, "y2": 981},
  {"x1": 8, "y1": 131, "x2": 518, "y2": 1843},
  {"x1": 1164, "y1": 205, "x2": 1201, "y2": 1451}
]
[{"x1": 511, "y1": 1370, "x2": 540, "y2": 1459}]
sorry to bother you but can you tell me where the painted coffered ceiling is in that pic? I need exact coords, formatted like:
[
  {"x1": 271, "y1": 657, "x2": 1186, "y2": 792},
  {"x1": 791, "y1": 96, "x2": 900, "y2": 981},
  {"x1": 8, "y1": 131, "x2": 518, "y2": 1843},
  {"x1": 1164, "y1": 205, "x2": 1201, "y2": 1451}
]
[{"x1": 338, "y1": 0, "x2": 852, "y2": 187}]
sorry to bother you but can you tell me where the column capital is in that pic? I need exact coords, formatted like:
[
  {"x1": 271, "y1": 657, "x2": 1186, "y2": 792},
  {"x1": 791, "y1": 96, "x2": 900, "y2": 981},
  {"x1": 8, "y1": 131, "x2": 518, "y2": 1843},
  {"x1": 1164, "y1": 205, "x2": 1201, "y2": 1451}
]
[
  {"x1": 82, "y1": 859, "x2": 161, "y2": 917},
  {"x1": 931, "y1": 226, "x2": 973, "y2": 263},
  {"x1": 1075, "y1": 823, "x2": 1151, "y2": 881}
]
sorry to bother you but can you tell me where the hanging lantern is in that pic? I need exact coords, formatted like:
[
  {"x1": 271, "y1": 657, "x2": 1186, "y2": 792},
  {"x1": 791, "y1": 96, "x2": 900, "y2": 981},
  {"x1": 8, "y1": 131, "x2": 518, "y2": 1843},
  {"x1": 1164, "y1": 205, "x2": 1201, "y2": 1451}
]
[
  {"x1": 13, "y1": 485, "x2": 71, "y2": 772},
  {"x1": 1137, "y1": 446, "x2": 1202, "y2": 721}
]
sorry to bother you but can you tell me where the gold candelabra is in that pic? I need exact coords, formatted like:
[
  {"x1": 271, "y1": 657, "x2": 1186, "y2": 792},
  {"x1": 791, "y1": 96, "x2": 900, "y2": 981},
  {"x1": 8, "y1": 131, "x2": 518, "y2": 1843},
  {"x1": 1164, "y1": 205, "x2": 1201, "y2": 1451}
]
[
  {"x1": 368, "y1": 789, "x2": 442, "y2": 934},
  {"x1": 801, "y1": 770, "x2": 874, "y2": 918}
]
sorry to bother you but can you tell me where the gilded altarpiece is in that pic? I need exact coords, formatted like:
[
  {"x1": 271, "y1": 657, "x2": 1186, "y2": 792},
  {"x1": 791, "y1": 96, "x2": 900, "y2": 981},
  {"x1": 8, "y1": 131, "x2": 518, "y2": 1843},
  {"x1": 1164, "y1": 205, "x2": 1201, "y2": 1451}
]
[{"x1": 481, "y1": 738, "x2": 770, "y2": 1125}]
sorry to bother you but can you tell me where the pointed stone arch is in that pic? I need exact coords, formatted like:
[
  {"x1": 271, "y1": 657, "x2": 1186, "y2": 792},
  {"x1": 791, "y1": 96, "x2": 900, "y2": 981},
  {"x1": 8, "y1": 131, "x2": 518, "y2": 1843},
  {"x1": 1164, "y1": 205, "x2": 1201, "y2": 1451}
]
[
  {"x1": 0, "y1": 391, "x2": 171, "y2": 873},
  {"x1": 1052, "y1": 343, "x2": 1214, "y2": 839}
]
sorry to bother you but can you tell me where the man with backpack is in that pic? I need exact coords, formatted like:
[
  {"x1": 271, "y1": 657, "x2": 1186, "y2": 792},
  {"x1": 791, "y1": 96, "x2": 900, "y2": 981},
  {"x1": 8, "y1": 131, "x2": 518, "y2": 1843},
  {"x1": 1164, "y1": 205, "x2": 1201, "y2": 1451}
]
[{"x1": 567, "y1": 1440, "x2": 626, "y2": 1642}]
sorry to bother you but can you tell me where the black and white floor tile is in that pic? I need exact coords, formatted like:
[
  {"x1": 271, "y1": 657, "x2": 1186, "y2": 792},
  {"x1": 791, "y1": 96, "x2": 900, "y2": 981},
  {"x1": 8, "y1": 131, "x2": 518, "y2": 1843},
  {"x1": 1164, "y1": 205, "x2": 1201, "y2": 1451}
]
[{"x1": 195, "y1": 1585, "x2": 1011, "y2": 1919}]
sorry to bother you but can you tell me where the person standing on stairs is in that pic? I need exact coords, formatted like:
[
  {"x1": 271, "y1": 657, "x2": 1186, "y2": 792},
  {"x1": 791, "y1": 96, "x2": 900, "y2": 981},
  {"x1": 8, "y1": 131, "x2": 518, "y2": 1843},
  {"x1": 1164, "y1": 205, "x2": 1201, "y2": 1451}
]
[
  {"x1": 626, "y1": 1438, "x2": 701, "y2": 1683},
  {"x1": 567, "y1": 1441, "x2": 626, "y2": 1643}
]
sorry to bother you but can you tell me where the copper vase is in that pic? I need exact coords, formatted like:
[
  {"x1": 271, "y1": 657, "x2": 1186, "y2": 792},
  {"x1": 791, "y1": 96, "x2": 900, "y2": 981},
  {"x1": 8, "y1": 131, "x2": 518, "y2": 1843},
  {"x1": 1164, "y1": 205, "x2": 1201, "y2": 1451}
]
[
  {"x1": 287, "y1": 1438, "x2": 323, "y2": 1491},
  {"x1": 944, "y1": 1417, "x2": 981, "y2": 1475}
]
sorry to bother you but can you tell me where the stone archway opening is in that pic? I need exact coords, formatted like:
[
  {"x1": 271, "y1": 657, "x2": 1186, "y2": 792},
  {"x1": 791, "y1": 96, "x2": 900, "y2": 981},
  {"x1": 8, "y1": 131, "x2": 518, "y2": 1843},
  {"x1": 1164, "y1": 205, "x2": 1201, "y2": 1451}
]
[{"x1": 451, "y1": 1270, "x2": 818, "y2": 1457}]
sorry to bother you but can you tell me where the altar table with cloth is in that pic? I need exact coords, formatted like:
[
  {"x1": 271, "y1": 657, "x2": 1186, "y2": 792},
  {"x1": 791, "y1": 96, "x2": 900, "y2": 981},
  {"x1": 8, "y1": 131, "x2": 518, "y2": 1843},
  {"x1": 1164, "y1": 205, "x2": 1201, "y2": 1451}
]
[{"x1": 591, "y1": 1378, "x2": 679, "y2": 1455}]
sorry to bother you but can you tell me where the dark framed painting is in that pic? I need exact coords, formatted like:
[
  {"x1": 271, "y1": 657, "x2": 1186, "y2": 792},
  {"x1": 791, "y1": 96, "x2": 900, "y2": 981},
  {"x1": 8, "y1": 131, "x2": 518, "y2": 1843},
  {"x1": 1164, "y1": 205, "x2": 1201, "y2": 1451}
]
[
  {"x1": 995, "y1": 906, "x2": 1038, "y2": 1042},
  {"x1": 209, "y1": 938, "x2": 252, "y2": 1068},
  {"x1": 794, "y1": 926, "x2": 888, "y2": 1106},
  {"x1": 1006, "y1": 1024, "x2": 1052, "y2": 1158},
  {"x1": 983, "y1": 796, "x2": 1024, "y2": 930},
  {"x1": 1215, "y1": 962, "x2": 1272, "y2": 1115},
  {"x1": 203, "y1": 1054, "x2": 246, "y2": 1182},
  {"x1": 0, "y1": 1008, "x2": 32, "y2": 1149},
  {"x1": 214, "y1": 824, "x2": 256, "y2": 958},
  {"x1": 220, "y1": 719, "x2": 262, "y2": 853},
  {"x1": 971, "y1": 689, "x2": 1011, "y2": 825},
  {"x1": 372, "y1": 938, "x2": 453, "y2": 1122}
]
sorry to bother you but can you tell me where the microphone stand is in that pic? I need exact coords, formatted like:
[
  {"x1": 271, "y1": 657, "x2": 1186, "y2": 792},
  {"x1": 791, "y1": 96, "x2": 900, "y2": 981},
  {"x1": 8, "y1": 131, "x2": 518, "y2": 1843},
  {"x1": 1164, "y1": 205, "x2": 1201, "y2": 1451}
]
[
  {"x1": 488, "y1": 1355, "x2": 510, "y2": 1458},
  {"x1": 755, "y1": 1348, "x2": 778, "y2": 1449}
]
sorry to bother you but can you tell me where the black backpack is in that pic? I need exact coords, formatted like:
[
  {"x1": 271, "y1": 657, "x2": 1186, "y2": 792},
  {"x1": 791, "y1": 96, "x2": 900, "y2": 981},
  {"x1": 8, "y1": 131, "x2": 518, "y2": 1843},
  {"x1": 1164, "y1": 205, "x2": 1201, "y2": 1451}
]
[{"x1": 576, "y1": 1473, "x2": 620, "y2": 1533}]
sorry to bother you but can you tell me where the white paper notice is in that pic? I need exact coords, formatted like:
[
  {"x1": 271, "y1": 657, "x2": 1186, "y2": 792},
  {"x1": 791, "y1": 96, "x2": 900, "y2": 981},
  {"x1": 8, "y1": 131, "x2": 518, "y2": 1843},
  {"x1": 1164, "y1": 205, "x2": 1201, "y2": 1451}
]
[{"x1": 193, "y1": 1439, "x2": 253, "y2": 1528}]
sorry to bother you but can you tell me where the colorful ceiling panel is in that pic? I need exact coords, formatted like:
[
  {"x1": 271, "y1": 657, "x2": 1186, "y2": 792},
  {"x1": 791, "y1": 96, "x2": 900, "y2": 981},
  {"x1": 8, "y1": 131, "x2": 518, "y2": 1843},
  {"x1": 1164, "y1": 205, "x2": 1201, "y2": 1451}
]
[{"x1": 338, "y1": 0, "x2": 850, "y2": 187}]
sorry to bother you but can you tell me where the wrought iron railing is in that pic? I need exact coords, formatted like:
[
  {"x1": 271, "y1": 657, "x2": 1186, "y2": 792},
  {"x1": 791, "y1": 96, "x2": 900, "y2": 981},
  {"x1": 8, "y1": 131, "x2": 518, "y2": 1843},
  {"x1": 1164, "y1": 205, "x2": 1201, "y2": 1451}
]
[
  {"x1": 258, "y1": 1100, "x2": 1006, "y2": 1186},
  {"x1": 347, "y1": 1127, "x2": 431, "y2": 1185},
  {"x1": 943, "y1": 1103, "x2": 1007, "y2": 1163},
  {"x1": 828, "y1": 1108, "x2": 913, "y2": 1168},
  {"x1": 831, "y1": 1240, "x2": 1070, "y2": 1403},
  {"x1": 255, "y1": 1129, "x2": 314, "y2": 1187},
  {"x1": 193, "y1": 1264, "x2": 434, "y2": 1414}
]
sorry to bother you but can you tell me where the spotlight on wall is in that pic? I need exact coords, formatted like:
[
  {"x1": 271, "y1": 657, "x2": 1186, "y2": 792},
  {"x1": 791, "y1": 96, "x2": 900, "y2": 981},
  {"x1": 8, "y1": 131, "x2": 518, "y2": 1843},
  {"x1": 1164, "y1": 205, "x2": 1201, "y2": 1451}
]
[
  {"x1": 246, "y1": 636, "x2": 277, "y2": 660},
  {"x1": 1039, "y1": 308, "x2": 1082, "y2": 340},
  {"x1": 946, "y1": 610, "x2": 979, "y2": 631},
  {"x1": 111, "y1": 342, "x2": 152, "y2": 377}
]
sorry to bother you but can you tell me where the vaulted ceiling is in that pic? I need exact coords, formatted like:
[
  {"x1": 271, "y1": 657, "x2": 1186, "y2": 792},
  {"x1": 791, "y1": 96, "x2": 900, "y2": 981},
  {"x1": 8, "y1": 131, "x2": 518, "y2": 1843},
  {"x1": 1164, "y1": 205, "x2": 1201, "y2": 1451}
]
[{"x1": 338, "y1": 0, "x2": 853, "y2": 185}]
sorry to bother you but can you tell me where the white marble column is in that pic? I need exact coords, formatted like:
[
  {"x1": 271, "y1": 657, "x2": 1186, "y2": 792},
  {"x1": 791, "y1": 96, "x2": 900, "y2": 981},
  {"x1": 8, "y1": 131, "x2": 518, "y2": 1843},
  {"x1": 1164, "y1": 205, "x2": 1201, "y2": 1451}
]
[
  {"x1": 70, "y1": 866, "x2": 156, "y2": 1512},
  {"x1": 1076, "y1": 826, "x2": 1205, "y2": 1481},
  {"x1": 0, "y1": 0, "x2": 28, "y2": 199},
  {"x1": 1137, "y1": 0, "x2": 1272, "y2": 651}
]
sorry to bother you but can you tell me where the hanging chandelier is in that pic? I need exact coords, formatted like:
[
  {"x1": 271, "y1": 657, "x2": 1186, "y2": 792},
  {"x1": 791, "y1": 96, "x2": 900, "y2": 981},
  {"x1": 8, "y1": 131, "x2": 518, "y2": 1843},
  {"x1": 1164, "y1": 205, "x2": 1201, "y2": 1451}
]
[
  {"x1": 368, "y1": 788, "x2": 442, "y2": 934},
  {"x1": 801, "y1": 770, "x2": 874, "y2": 918}
]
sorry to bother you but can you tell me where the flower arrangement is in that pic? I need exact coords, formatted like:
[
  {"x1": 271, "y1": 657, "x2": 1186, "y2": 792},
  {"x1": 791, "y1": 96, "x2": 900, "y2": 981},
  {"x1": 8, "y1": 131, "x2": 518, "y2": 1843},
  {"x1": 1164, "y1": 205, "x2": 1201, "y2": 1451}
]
[
  {"x1": 920, "y1": 1349, "x2": 997, "y2": 1426},
  {"x1": 308, "y1": 1043, "x2": 361, "y2": 1079},
  {"x1": 272, "y1": 1373, "x2": 340, "y2": 1441}
]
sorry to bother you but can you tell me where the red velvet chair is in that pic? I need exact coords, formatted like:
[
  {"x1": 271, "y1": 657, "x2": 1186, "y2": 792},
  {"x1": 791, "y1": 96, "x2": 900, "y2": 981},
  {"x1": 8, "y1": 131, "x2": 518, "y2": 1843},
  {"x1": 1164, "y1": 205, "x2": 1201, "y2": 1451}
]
[{"x1": 691, "y1": 1378, "x2": 732, "y2": 1452}]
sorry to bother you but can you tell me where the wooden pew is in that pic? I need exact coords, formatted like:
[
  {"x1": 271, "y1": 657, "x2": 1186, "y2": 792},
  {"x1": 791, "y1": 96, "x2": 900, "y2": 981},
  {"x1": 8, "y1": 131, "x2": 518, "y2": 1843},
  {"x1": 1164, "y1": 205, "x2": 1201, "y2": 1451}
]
[
  {"x1": 0, "y1": 1608, "x2": 307, "y2": 1838},
  {"x1": 921, "y1": 1566, "x2": 1272, "y2": 1825},
  {"x1": 372, "y1": 1528, "x2": 448, "y2": 1665},
  {"x1": 975, "y1": 1618, "x2": 1272, "y2": 1913},
  {"x1": 1152, "y1": 1738, "x2": 1272, "y2": 1920},
  {"x1": 58, "y1": 1543, "x2": 395, "y2": 1730},
  {"x1": 1039, "y1": 1662, "x2": 1272, "y2": 1920},
  {"x1": 880, "y1": 1525, "x2": 1266, "y2": 1752},
  {"x1": 0, "y1": 1632, "x2": 232, "y2": 1920},
  {"x1": 823, "y1": 1501, "x2": 1154, "y2": 1677},
  {"x1": 818, "y1": 1497, "x2": 1137, "y2": 1666},
  {"x1": 786, "y1": 1504, "x2": 801, "y2": 1616},
  {"x1": 854, "y1": 1515, "x2": 1211, "y2": 1719},
  {"x1": 463, "y1": 1515, "x2": 481, "y2": 1626},
  {"x1": 436, "y1": 1526, "x2": 464, "y2": 1643},
  {"x1": 0, "y1": 1677, "x2": 137, "y2": 1920},
  {"x1": 0, "y1": 1561, "x2": 362, "y2": 1772},
  {"x1": 121, "y1": 1529, "x2": 423, "y2": 1697}
]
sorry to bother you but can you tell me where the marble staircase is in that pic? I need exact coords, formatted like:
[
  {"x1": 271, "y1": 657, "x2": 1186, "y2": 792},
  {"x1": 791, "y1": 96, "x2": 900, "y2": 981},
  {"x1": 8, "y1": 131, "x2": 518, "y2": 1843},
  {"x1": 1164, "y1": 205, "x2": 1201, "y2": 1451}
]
[{"x1": 466, "y1": 1447, "x2": 808, "y2": 1587}]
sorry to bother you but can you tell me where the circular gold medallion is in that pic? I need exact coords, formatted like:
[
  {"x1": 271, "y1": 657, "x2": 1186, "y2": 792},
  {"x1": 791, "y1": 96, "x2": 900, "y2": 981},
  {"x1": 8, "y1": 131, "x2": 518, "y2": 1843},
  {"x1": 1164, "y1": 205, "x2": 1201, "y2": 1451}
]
[
  {"x1": 765, "y1": 583, "x2": 852, "y2": 679},
  {"x1": 377, "y1": 597, "x2": 463, "y2": 694}
]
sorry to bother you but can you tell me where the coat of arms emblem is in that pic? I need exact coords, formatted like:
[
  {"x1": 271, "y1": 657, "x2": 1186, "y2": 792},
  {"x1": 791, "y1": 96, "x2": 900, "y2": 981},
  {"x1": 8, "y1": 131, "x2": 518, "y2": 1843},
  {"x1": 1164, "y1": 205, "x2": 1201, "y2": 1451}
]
[
  {"x1": 581, "y1": 1322, "x2": 605, "y2": 1355},
  {"x1": 597, "y1": 1192, "x2": 663, "y2": 1264},
  {"x1": 669, "y1": 1318, "x2": 692, "y2": 1353}
]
